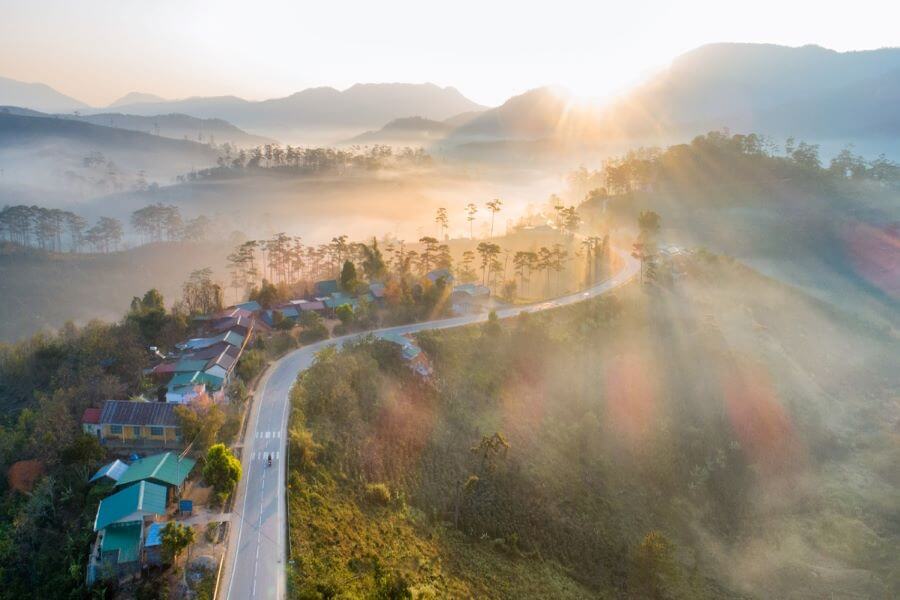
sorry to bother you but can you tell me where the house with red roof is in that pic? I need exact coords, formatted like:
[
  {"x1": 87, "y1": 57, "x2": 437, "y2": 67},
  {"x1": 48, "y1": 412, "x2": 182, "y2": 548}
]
[{"x1": 82, "y1": 407, "x2": 102, "y2": 436}]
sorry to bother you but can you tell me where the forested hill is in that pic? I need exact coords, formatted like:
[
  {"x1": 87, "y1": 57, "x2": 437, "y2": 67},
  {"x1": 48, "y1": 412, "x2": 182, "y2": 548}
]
[
  {"x1": 0, "y1": 112, "x2": 219, "y2": 159},
  {"x1": 575, "y1": 131, "x2": 900, "y2": 328},
  {"x1": 286, "y1": 254, "x2": 899, "y2": 598},
  {"x1": 0, "y1": 106, "x2": 274, "y2": 147}
]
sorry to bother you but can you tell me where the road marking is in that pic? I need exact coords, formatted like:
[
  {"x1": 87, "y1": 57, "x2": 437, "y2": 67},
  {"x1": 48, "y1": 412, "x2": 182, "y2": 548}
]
[{"x1": 265, "y1": 431, "x2": 271, "y2": 439}]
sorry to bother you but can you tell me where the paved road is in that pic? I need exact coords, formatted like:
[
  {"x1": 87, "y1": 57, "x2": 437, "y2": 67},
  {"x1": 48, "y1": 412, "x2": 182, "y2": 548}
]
[{"x1": 222, "y1": 253, "x2": 639, "y2": 599}]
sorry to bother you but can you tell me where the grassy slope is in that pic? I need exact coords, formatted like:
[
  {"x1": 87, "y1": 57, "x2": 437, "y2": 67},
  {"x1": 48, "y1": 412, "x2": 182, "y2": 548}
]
[
  {"x1": 0, "y1": 240, "x2": 231, "y2": 342},
  {"x1": 288, "y1": 470, "x2": 595, "y2": 599},
  {"x1": 287, "y1": 254, "x2": 899, "y2": 599}
]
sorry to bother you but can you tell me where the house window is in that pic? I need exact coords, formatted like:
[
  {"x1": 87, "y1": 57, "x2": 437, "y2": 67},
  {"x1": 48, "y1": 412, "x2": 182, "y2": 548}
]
[
  {"x1": 150, "y1": 427, "x2": 164, "y2": 436},
  {"x1": 110, "y1": 425, "x2": 122, "y2": 434},
  {"x1": 132, "y1": 426, "x2": 141, "y2": 436}
]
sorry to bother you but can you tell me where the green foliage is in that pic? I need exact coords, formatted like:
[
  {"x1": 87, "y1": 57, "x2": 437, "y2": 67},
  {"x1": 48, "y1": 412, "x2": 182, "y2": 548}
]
[
  {"x1": 299, "y1": 311, "x2": 329, "y2": 344},
  {"x1": 174, "y1": 403, "x2": 225, "y2": 454},
  {"x1": 364, "y1": 482, "x2": 391, "y2": 506},
  {"x1": 335, "y1": 303, "x2": 354, "y2": 325},
  {"x1": 160, "y1": 521, "x2": 195, "y2": 564},
  {"x1": 203, "y1": 443, "x2": 242, "y2": 499},
  {"x1": 250, "y1": 278, "x2": 281, "y2": 309},
  {"x1": 340, "y1": 260, "x2": 358, "y2": 291},
  {"x1": 628, "y1": 531, "x2": 681, "y2": 600},
  {"x1": 236, "y1": 348, "x2": 267, "y2": 382}
]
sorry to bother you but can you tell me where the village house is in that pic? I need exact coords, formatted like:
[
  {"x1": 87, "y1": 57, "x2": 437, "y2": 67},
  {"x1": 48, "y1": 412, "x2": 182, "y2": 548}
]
[
  {"x1": 94, "y1": 400, "x2": 183, "y2": 448},
  {"x1": 113, "y1": 451, "x2": 196, "y2": 503},
  {"x1": 81, "y1": 407, "x2": 102, "y2": 436},
  {"x1": 89, "y1": 480, "x2": 167, "y2": 582},
  {"x1": 378, "y1": 332, "x2": 433, "y2": 377},
  {"x1": 450, "y1": 283, "x2": 492, "y2": 314}
]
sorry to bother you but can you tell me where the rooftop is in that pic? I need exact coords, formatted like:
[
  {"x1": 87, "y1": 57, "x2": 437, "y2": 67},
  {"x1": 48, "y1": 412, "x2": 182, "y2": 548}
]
[
  {"x1": 115, "y1": 452, "x2": 196, "y2": 490},
  {"x1": 89, "y1": 459, "x2": 130, "y2": 484},
  {"x1": 144, "y1": 521, "x2": 166, "y2": 548},
  {"x1": 101, "y1": 523, "x2": 142, "y2": 564},
  {"x1": 100, "y1": 400, "x2": 179, "y2": 427},
  {"x1": 82, "y1": 407, "x2": 102, "y2": 425},
  {"x1": 94, "y1": 480, "x2": 167, "y2": 531}
]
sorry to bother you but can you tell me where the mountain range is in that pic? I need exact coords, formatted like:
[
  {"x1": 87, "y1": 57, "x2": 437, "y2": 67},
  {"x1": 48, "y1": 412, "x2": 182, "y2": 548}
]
[
  {"x1": 93, "y1": 83, "x2": 486, "y2": 137},
  {"x1": 1, "y1": 43, "x2": 899, "y2": 156}
]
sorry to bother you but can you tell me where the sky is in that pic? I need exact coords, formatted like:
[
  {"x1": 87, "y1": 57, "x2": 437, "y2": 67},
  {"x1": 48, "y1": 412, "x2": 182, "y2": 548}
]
[{"x1": 1, "y1": 0, "x2": 898, "y2": 107}]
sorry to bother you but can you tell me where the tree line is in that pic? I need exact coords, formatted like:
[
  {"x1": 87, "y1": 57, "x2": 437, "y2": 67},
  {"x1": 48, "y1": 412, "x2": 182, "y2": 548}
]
[
  {"x1": 567, "y1": 130, "x2": 900, "y2": 200},
  {"x1": 0, "y1": 202, "x2": 213, "y2": 254},
  {"x1": 180, "y1": 143, "x2": 432, "y2": 183}
]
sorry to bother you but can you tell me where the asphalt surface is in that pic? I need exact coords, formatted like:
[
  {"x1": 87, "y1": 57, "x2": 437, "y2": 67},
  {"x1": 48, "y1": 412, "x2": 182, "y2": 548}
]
[{"x1": 222, "y1": 253, "x2": 639, "y2": 599}]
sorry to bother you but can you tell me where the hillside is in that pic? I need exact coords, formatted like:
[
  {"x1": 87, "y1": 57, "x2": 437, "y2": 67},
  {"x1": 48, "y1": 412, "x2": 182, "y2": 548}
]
[
  {"x1": 0, "y1": 112, "x2": 220, "y2": 194},
  {"x1": 0, "y1": 240, "x2": 231, "y2": 342},
  {"x1": 578, "y1": 131, "x2": 900, "y2": 329},
  {"x1": 0, "y1": 106, "x2": 272, "y2": 147},
  {"x1": 602, "y1": 43, "x2": 900, "y2": 143},
  {"x1": 343, "y1": 116, "x2": 452, "y2": 145},
  {"x1": 287, "y1": 256, "x2": 900, "y2": 598},
  {"x1": 0, "y1": 75, "x2": 89, "y2": 113}
]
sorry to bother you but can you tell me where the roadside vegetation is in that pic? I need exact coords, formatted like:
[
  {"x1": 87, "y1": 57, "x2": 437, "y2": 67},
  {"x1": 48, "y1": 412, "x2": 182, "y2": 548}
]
[{"x1": 286, "y1": 252, "x2": 899, "y2": 598}]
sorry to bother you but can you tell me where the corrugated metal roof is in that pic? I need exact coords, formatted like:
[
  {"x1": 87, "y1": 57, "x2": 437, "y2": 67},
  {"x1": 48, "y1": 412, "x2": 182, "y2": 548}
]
[
  {"x1": 101, "y1": 523, "x2": 142, "y2": 564},
  {"x1": 168, "y1": 370, "x2": 224, "y2": 390},
  {"x1": 144, "y1": 521, "x2": 165, "y2": 548},
  {"x1": 94, "y1": 481, "x2": 167, "y2": 530},
  {"x1": 174, "y1": 358, "x2": 208, "y2": 372},
  {"x1": 233, "y1": 300, "x2": 261, "y2": 312},
  {"x1": 115, "y1": 452, "x2": 196, "y2": 490},
  {"x1": 82, "y1": 407, "x2": 101, "y2": 424},
  {"x1": 89, "y1": 459, "x2": 130, "y2": 483},
  {"x1": 314, "y1": 280, "x2": 339, "y2": 295},
  {"x1": 100, "y1": 400, "x2": 179, "y2": 427},
  {"x1": 377, "y1": 332, "x2": 422, "y2": 360}
]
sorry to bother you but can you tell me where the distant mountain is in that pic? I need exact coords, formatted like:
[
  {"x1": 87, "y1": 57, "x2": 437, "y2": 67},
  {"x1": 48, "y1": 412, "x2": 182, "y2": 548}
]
[
  {"x1": 344, "y1": 116, "x2": 452, "y2": 145},
  {"x1": 604, "y1": 43, "x2": 900, "y2": 140},
  {"x1": 723, "y1": 67, "x2": 900, "y2": 139},
  {"x1": 441, "y1": 44, "x2": 900, "y2": 155},
  {"x1": 108, "y1": 92, "x2": 167, "y2": 107},
  {"x1": 0, "y1": 76, "x2": 89, "y2": 113},
  {"x1": 0, "y1": 106, "x2": 272, "y2": 147},
  {"x1": 107, "y1": 83, "x2": 487, "y2": 135},
  {"x1": 71, "y1": 112, "x2": 272, "y2": 146},
  {"x1": 442, "y1": 110, "x2": 485, "y2": 128},
  {"x1": 441, "y1": 87, "x2": 605, "y2": 147}
]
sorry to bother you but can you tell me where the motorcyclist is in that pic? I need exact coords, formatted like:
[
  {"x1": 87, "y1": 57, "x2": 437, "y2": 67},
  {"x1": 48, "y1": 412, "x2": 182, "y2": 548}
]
[{"x1": 267, "y1": 454, "x2": 272, "y2": 467}]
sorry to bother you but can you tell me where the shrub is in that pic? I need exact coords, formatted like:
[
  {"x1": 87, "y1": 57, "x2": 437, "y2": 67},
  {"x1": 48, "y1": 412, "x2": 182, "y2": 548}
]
[
  {"x1": 203, "y1": 443, "x2": 242, "y2": 499},
  {"x1": 365, "y1": 482, "x2": 391, "y2": 506},
  {"x1": 236, "y1": 348, "x2": 267, "y2": 381},
  {"x1": 299, "y1": 311, "x2": 328, "y2": 343}
]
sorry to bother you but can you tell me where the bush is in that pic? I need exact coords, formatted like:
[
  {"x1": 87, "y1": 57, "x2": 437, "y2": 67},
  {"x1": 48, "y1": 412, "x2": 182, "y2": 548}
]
[
  {"x1": 203, "y1": 443, "x2": 242, "y2": 499},
  {"x1": 299, "y1": 311, "x2": 328, "y2": 344},
  {"x1": 365, "y1": 482, "x2": 391, "y2": 506},
  {"x1": 236, "y1": 348, "x2": 267, "y2": 381},
  {"x1": 266, "y1": 331, "x2": 299, "y2": 357}
]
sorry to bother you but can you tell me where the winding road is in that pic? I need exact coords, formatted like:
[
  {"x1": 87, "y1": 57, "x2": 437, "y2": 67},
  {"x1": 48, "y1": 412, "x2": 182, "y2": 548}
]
[{"x1": 221, "y1": 253, "x2": 639, "y2": 599}]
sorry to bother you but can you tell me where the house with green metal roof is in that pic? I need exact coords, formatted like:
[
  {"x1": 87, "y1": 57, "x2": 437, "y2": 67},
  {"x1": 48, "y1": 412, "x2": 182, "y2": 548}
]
[
  {"x1": 98, "y1": 523, "x2": 143, "y2": 577},
  {"x1": 90, "y1": 481, "x2": 168, "y2": 583},
  {"x1": 94, "y1": 480, "x2": 167, "y2": 531},
  {"x1": 114, "y1": 452, "x2": 196, "y2": 502}
]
